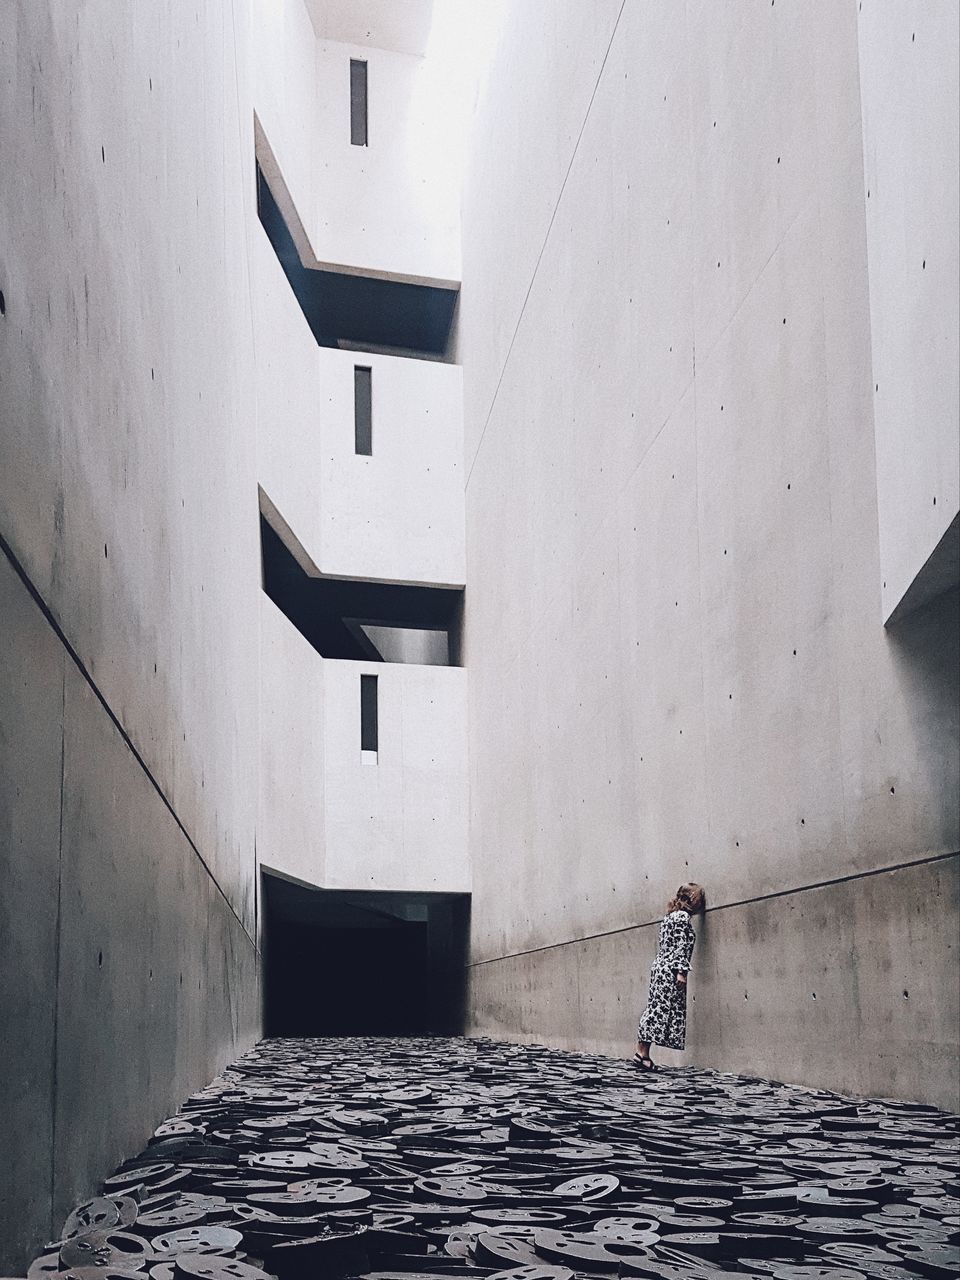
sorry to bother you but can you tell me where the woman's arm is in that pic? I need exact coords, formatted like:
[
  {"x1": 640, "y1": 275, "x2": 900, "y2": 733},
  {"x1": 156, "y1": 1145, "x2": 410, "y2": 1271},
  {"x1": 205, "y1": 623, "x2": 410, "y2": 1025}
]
[{"x1": 662, "y1": 913, "x2": 695, "y2": 974}]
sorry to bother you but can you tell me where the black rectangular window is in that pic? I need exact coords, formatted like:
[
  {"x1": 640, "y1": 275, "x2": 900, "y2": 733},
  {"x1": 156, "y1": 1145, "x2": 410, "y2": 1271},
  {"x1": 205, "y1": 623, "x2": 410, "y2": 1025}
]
[
  {"x1": 350, "y1": 60, "x2": 368, "y2": 147},
  {"x1": 354, "y1": 366, "x2": 372, "y2": 455},
  {"x1": 360, "y1": 674, "x2": 378, "y2": 752}
]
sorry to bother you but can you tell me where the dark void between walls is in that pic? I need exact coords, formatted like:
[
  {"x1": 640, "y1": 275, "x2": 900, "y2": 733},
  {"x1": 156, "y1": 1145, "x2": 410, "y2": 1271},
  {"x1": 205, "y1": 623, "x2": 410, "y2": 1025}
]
[
  {"x1": 256, "y1": 163, "x2": 458, "y2": 357},
  {"x1": 262, "y1": 874, "x2": 470, "y2": 1036}
]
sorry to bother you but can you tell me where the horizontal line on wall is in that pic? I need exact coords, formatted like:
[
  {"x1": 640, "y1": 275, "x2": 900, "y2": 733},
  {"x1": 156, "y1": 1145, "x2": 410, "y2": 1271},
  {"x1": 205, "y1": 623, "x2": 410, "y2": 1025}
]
[
  {"x1": 0, "y1": 530, "x2": 259, "y2": 955},
  {"x1": 467, "y1": 849, "x2": 959, "y2": 967}
]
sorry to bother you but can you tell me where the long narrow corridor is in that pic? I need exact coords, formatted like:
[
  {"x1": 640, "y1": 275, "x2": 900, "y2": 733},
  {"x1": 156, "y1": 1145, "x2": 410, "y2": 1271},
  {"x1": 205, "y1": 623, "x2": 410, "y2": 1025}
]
[{"x1": 34, "y1": 1039, "x2": 959, "y2": 1277}]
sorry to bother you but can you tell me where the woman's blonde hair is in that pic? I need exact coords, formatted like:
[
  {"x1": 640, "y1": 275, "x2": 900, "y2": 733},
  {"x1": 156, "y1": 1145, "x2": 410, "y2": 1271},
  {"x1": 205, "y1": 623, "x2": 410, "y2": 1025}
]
[{"x1": 667, "y1": 882, "x2": 705, "y2": 914}]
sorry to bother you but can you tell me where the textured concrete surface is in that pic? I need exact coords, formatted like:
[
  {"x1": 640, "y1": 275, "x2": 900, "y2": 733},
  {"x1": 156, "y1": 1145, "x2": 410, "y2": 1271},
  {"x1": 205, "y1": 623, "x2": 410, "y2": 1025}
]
[
  {"x1": 470, "y1": 853, "x2": 960, "y2": 1112},
  {"x1": 322, "y1": 658, "x2": 469, "y2": 893},
  {"x1": 315, "y1": 349, "x2": 464, "y2": 588},
  {"x1": 0, "y1": 555, "x2": 260, "y2": 1273},
  {"x1": 259, "y1": 597, "x2": 328, "y2": 890},
  {"x1": 305, "y1": 0, "x2": 436, "y2": 58},
  {"x1": 251, "y1": 0, "x2": 460, "y2": 285},
  {"x1": 0, "y1": 556, "x2": 64, "y2": 1266},
  {"x1": 258, "y1": 604, "x2": 469, "y2": 896},
  {"x1": 0, "y1": 1, "x2": 265, "y2": 1269},
  {"x1": 857, "y1": 2, "x2": 960, "y2": 623},
  {"x1": 253, "y1": 116, "x2": 465, "y2": 593},
  {"x1": 315, "y1": 38, "x2": 461, "y2": 284},
  {"x1": 459, "y1": 0, "x2": 960, "y2": 1103},
  {"x1": 0, "y1": 0, "x2": 262, "y2": 934}
]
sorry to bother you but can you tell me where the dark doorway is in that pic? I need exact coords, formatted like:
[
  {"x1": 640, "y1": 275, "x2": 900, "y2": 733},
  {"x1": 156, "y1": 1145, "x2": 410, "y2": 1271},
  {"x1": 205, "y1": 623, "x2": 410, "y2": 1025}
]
[{"x1": 262, "y1": 874, "x2": 470, "y2": 1037}]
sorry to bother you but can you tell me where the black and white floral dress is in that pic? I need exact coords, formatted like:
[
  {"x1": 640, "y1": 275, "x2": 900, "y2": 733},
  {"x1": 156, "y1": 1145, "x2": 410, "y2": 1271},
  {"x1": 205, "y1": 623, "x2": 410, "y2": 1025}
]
[{"x1": 637, "y1": 909, "x2": 697, "y2": 1050}]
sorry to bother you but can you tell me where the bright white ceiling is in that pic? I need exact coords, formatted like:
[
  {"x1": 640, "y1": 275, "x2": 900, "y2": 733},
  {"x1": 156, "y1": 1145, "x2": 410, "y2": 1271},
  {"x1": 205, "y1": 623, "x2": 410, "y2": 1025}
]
[{"x1": 304, "y1": 0, "x2": 436, "y2": 57}]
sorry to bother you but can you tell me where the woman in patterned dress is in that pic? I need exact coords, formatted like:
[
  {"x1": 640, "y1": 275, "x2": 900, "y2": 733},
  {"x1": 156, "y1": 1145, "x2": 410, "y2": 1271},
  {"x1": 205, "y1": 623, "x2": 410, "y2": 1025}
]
[{"x1": 634, "y1": 883, "x2": 705, "y2": 1070}]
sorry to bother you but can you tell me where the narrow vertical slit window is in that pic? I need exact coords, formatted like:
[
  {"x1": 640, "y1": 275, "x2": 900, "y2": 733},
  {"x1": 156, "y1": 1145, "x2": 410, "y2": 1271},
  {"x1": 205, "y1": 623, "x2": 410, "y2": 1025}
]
[
  {"x1": 354, "y1": 365, "x2": 372, "y2": 455},
  {"x1": 360, "y1": 674, "x2": 378, "y2": 753},
  {"x1": 350, "y1": 59, "x2": 368, "y2": 147}
]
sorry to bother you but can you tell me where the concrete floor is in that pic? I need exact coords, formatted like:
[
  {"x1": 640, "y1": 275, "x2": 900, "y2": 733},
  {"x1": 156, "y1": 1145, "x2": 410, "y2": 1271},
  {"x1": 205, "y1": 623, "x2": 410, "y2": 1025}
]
[{"x1": 27, "y1": 1037, "x2": 960, "y2": 1278}]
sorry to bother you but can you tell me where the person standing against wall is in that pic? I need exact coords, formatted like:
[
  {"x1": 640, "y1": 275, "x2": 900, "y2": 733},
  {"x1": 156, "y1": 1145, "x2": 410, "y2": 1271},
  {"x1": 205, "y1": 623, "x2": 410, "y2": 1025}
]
[{"x1": 634, "y1": 883, "x2": 705, "y2": 1070}]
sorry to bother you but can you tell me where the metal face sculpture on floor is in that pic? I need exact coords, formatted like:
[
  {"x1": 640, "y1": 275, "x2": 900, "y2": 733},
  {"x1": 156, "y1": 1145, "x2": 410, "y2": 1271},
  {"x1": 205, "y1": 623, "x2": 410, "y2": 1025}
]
[{"x1": 28, "y1": 1037, "x2": 960, "y2": 1279}]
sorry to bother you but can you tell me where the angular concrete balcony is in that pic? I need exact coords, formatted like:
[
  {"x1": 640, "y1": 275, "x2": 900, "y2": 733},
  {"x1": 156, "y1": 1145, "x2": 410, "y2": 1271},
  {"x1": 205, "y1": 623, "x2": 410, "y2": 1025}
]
[{"x1": 255, "y1": 230, "x2": 464, "y2": 589}]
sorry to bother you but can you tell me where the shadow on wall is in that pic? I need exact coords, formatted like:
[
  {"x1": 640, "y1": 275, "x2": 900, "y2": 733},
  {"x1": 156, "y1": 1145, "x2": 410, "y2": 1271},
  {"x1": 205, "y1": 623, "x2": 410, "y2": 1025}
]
[{"x1": 885, "y1": 586, "x2": 960, "y2": 848}]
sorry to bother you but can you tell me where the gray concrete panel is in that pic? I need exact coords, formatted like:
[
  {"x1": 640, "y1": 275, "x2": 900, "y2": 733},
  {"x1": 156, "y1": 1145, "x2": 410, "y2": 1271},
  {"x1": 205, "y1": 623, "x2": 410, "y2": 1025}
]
[
  {"x1": 0, "y1": 555, "x2": 64, "y2": 1269},
  {"x1": 857, "y1": 2, "x2": 960, "y2": 622},
  {"x1": 0, "y1": 0, "x2": 261, "y2": 930},
  {"x1": 461, "y1": 0, "x2": 960, "y2": 1103},
  {"x1": 469, "y1": 854, "x2": 959, "y2": 1112},
  {"x1": 51, "y1": 664, "x2": 259, "y2": 1232}
]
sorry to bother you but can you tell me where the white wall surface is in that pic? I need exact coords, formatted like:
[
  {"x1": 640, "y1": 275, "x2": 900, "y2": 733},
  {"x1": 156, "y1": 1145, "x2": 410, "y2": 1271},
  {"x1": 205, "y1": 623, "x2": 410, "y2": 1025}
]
[
  {"x1": 259, "y1": 597, "x2": 326, "y2": 887},
  {"x1": 254, "y1": 224, "x2": 326, "y2": 572},
  {"x1": 255, "y1": 224, "x2": 464, "y2": 585},
  {"x1": 305, "y1": 0, "x2": 435, "y2": 57},
  {"x1": 255, "y1": 228, "x2": 465, "y2": 585},
  {"x1": 459, "y1": 0, "x2": 959, "y2": 1096},
  {"x1": 322, "y1": 660, "x2": 469, "y2": 892},
  {"x1": 316, "y1": 348, "x2": 465, "y2": 586},
  {"x1": 0, "y1": 0, "x2": 265, "y2": 934},
  {"x1": 1, "y1": 0, "x2": 266, "y2": 1259},
  {"x1": 857, "y1": 2, "x2": 960, "y2": 622},
  {"x1": 251, "y1": 0, "x2": 319, "y2": 238},
  {"x1": 457, "y1": 0, "x2": 622, "y2": 459},
  {"x1": 250, "y1": 0, "x2": 460, "y2": 286},
  {"x1": 314, "y1": 39, "x2": 460, "y2": 284}
]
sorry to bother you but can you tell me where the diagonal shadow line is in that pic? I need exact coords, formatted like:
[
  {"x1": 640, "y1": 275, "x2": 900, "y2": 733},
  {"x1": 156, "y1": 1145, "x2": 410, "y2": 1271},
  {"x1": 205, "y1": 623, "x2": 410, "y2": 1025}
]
[
  {"x1": 0, "y1": 529, "x2": 259, "y2": 955},
  {"x1": 465, "y1": 0, "x2": 629, "y2": 489}
]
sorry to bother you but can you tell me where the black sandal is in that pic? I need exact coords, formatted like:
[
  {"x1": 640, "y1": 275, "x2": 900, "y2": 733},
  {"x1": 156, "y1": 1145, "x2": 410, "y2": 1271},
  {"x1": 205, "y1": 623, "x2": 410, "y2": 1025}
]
[{"x1": 633, "y1": 1054, "x2": 656, "y2": 1071}]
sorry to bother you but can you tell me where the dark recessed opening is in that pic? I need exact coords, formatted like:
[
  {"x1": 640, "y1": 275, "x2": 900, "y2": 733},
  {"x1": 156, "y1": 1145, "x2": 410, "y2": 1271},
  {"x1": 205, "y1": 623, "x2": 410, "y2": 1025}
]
[
  {"x1": 259, "y1": 500, "x2": 463, "y2": 664},
  {"x1": 360, "y1": 673, "x2": 378, "y2": 752},
  {"x1": 350, "y1": 59, "x2": 368, "y2": 147},
  {"x1": 256, "y1": 161, "x2": 458, "y2": 357},
  {"x1": 354, "y1": 365, "x2": 373, "y2": 455},
  {"x1": 262, "y1": 875, "x2": 470, "y2": 1036}
]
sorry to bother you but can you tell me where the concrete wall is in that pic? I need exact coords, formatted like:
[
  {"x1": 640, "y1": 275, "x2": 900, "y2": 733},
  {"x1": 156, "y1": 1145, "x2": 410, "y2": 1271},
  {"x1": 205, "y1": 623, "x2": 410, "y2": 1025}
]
[
  {"x1": 250, "y1": 0, "x2": 459, "y2": 286},
  {"x1": 857, "y1": 2, "x2": 960, "y2": 624},
  {"x1": 460, "y1": 0, "x2": 960, "y2": 1106},
  {"x1": 322, "y1": 659, "x2": 469, "y2": 893},
  {"x1": 258, "y1": 617, "x2": 468, "y2": 897},
  {"x1": 315, "y1": 39, "x2": 460, "y2": 285},
  {"x1": 259, "y1": 597, "x2": 327, "y2": 888},
  {"x1": 254, "y1": 179, "x2": 465, "y2": 589},
  {"x1": 251, "y1": 2, "x2": 469, "y2": 899},
  {"x1": 315, "y1": 349, "x2": 464, "y2": 586},
  {"x1": 251, "y1": 0, "x2": 319, "y2": 243},
  {"x1": 0, "y1": 1, "x2": 264, "y2": 1268},
  {"x1": 470, "y1": 853, "x2": 960, "y2": 1112}
]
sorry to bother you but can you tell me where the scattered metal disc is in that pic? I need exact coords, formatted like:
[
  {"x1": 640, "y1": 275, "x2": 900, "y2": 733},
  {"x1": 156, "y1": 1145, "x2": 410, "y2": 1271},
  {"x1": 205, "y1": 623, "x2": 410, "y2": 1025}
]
[
  {"x1": 172, "y1": 1256, "x2": 274, "y2": 1279},
  {"x1": 30, "y1": 1037, "x2": 959, "y2": 1280},
  {"x1": 59, "y1": 1232, "x2": 153, "y2": 1271},
  {"x1": 149, "y1": 1227, "x2": 243, "y2": 1259},
  {"x1": 50, "y1": 1269, "x2": 148, "y2": 1280},
  {"x1": 60, "y1": 1200, "x2": 122, "y2": 1239}
]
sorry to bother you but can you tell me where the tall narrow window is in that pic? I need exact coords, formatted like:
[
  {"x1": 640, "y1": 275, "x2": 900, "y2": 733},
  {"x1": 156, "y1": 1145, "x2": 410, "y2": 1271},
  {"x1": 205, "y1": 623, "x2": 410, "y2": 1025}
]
[
  {"x1": 354, "y1": 365, "x2": 372, "y2": 455},
  {"x1": 350, "y1": 59, "x2": 368, "y2": 147},
  {"x1": 360, "y1": 674, "x2": 378, "y2": 752}
]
